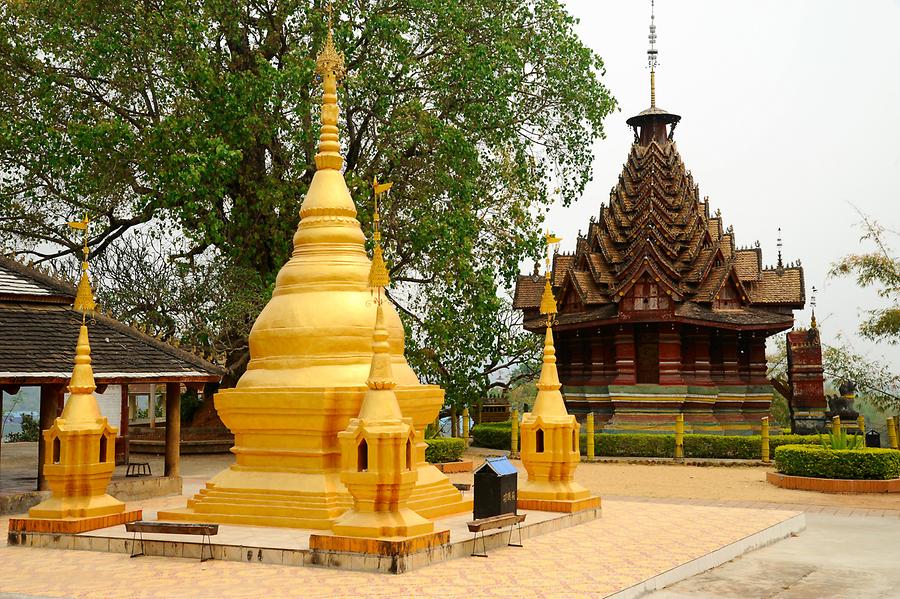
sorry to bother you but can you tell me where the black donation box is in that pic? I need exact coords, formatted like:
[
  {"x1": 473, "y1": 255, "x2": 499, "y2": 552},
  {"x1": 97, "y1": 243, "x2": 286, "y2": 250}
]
[{"x1": 473, "y1": 456, "x2": 518, "y2": 520}]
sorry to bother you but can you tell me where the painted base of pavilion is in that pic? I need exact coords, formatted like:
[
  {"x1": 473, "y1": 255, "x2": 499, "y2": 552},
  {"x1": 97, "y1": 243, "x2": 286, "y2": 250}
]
[
  {"x1": 9, "y1": 510, "x2": 142, "y2": 534},
  {"x1": 565, "y1": 384, "x2": 773, "y2": 435},
  {"x1": 517, "y1": 496, "x2": 601, "y2": 513},
  {"x1": 308, "y1": 527, "x2": 450, "y2": 560}
]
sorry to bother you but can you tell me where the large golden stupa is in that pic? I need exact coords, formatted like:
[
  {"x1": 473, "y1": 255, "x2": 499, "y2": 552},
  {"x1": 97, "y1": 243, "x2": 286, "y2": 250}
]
[{"x1": 159, "y1": 20, "x2": 469, "y2": 529}]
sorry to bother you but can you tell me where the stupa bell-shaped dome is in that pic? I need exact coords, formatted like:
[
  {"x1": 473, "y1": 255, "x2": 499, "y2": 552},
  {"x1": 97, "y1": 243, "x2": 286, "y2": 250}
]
[{"x1": 237, "y1": 30, "x2": 418, "y2": 389}]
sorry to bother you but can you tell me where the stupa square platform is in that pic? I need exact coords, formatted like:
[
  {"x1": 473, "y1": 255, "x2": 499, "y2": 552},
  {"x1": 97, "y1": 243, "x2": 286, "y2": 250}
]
[{"x1": 9, "y1": 494, "x2": 599, "y2": 574}]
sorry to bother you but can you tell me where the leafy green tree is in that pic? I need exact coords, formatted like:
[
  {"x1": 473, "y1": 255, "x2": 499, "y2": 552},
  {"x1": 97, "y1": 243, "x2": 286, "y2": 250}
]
[
  {"x1": 830, "y1": 212, "x2": 900, "y2": 344},
  {"x1": 0, "y1": 0, "x2": 615, "y2": 396}
]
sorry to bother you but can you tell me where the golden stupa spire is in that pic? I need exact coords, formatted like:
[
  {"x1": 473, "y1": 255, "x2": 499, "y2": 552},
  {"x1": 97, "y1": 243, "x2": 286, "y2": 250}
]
[
  {"x1": 61, "y1": 216, "x2": 101, "y2": 423},
  {"x1": 315, "y1": 1, "x2": 346, "y2": 171},
  {"x1": 533, "y1": 232, "x2": 566, "y2": 417},
  {"x1": 647, "y1": 0, "x2": 658, "y2": 108}
]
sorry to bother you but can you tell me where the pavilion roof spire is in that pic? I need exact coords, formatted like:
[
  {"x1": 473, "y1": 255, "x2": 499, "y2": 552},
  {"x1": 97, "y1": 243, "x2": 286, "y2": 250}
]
[
  {"x1": 648, "y1": 0, "x2": 658, "y2": 108},
  {"x1": 314, "y1": 1, "x2": 346, "y2": 171},
  {"x1": 61, "y1": 216, "x2": 101, "y2": 423},
  {"x1": 368, "y1": 177, "x2": 392, "y2": 290},
  {"x1": 68, "y1": 216, "x2": 95, "y2": 322},
  {"x1": 532, "y1": 231, "x2": 566, "y2": 417},
  {"x1": 540, "y1": 231, "x2": 562, "y2": 324},
  {"x1": 358, "y1": 177, "x2": 402, "y2": 421}
]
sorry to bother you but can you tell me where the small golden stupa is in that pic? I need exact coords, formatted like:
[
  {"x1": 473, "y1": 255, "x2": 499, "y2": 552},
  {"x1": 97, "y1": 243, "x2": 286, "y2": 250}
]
[
  {"x1": 331, "y1": 193, "x2": 435, "y2": 538},
  {"x1": 159, "y1": 9, "x2": 469, "y2": 528},
  {"x1": 517, "y1": 234, "x2": 600, "y2": 513},
  {"x1": 12, "y1": 219, "x2": 142, "y2": 533}
]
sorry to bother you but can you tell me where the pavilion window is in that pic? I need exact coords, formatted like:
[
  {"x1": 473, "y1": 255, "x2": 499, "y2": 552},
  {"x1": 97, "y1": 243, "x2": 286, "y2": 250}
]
[
  {"x1": 405, "y1": 438, "x2": 412, "y2": 471},
  {"x1": 535, "y1": 428, "x2": 545, "y2": 453},
  {"x1": 99, "y1": 435, "x2": 107, "y2": 463},
  {"x1": 52, "y1": 437, "x2": 60, "y2": 464},
  {"x1": 357, "y1": 439, "x2": 368, "y2": 472}
]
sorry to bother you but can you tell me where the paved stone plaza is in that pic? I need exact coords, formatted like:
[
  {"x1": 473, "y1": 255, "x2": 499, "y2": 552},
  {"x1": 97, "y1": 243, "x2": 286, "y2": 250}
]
[
  {"x1": 1, "y1": 497, "x2": 798, "y2": 598},
  {"x1": 2, "y1": 450, "x2": 899, "y2": 598}
]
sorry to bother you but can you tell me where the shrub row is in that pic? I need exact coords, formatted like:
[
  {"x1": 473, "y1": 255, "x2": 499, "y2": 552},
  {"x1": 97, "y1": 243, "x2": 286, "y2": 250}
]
[
  {"x1": 774, "y1": 445, "x2": 900, "y2": 480},
  {"x1": 425, "y1": 437, "x2": 466, "y2": 464},
  {"x1": 470, "y1": 422, "x2": 819, "y2": 459}
]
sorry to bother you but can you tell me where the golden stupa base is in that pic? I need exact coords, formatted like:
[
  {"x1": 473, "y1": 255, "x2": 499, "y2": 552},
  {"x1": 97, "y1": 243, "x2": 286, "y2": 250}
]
[
  {"x1": 309, "y1": 527, "x2": 450, "y2": 558},
  {"x1": 158, "y1": 385, "x2": 471, "y2": 529},
  {"x1": 406, "y1": 464, "x2": 473, "y2": 519},
  {"x1": 9, "y1": 509, "x2": 142, "y2": 534},
  {"x1": 517, "y1": 479, "x2": 599, "y2": 512},
  {"x1": 158, "y1": 463, "x2": 471, "y2": 529},
  {"x1": 332, "y1": 507, "x2": 434, "y2": 539},
  {"x1": 517, "y1": 496, "x2": 601, "y2": 513},
  {"x1": 29, "y1": 490, "x2": 126, "y2": 520}
]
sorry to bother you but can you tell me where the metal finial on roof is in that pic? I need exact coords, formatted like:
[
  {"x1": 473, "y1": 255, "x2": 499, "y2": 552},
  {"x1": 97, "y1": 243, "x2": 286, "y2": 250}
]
[
  {"x1": 776, "y1": 227, "x2": 783, "y2": 269},
  {"x1": 810, "y1": 285, "x2": 817, "y2": 329},
  {"x1": 647, "y1": 0, "x2": 658, "y2": 107}
]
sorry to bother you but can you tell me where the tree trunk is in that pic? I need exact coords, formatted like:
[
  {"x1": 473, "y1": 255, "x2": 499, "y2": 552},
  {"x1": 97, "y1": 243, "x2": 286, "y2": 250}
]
[{"x1": 450, "y1": 405, "x2": 458, "y2": 438}]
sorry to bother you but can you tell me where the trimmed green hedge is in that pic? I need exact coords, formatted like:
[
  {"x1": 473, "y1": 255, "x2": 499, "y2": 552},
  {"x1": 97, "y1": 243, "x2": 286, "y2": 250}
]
[
  {"x1": 471, "y1": 422, "x2": 819, "y2": 459},
  {"x1": 774, "y1": 445, "x2": 900, "y2": 480},
  {"x1": 472, "y1": 422, "x2": 513, "y2": 450},
  {"x1": 425, "y1": 437, "x2": 466, "y2": 464}
]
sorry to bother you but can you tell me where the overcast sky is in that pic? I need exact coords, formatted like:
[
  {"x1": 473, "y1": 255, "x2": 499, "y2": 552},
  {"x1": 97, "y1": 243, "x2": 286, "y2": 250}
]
[{"x1": 541, "y1": 0, "x2": 900, "y2": 365}]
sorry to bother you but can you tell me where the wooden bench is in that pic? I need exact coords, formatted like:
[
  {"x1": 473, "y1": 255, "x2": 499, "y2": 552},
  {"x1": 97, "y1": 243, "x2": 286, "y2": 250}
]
[
  {"x1": 466, "y1": 513, "x2": 526, "y2": 557},
  {"x1": 125, "y1": 462, "x2": 151, "y2": 477},
  {"x1": 125, "y1": 521, "x2": 219, "y2": 562}
]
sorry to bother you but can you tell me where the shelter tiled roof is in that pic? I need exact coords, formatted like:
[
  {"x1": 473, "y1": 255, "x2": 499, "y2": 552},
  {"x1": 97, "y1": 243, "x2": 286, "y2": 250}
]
[
  {"x1": 0, "y1": 255, "x2": 75, "y2": 303},
  {"x1": 0, "y1": 257, "x2": 223, "y2": 384},
  {"x1": 0, "y1": 304, "x2": 222, "y2": 382}
]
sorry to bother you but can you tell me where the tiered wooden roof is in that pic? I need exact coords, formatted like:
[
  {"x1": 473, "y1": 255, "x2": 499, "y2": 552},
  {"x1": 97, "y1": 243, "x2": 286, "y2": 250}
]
[{"x1": 515, "y1": 113, "x2": 804, "y2": 331}]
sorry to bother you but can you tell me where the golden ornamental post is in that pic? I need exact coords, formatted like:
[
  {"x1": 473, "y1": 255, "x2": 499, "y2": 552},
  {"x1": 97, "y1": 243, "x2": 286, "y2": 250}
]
[
  {"x1": 832, "y1": 415, "x2": 842, "y2": 439},
  {"x1": 586, "y1": 413, "x2": 595, "y2": 461},
  {"x1": 510, "y1": 408, "x2": 519, "y2": 457},
  {"x1": 889, "y1": 417, "x2": 899, "y2": 450},
  {"x1": 761, "y1": 417, "x2": 770, "y2": 463},
  {"x1": 857, "y1": 414, "x2": 865, "y2": 435},
  {"x1": 674, "y1": 413, "x2": 684, "y2": 462},
  {"x1": 462, "y1": 407, "x2": 470, "y2": 441}
]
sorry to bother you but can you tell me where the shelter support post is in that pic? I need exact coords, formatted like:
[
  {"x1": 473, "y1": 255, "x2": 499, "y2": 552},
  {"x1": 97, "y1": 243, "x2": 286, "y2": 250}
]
[
  {"x1": 149, "y1": 383, "x2": 156, "y2": 429},
  {"x1": 37, "y1": 383, "x2": 65, "y2": 491},
  {"x1": 165, "y1": 382, "x2": 181, "y2": 478}
]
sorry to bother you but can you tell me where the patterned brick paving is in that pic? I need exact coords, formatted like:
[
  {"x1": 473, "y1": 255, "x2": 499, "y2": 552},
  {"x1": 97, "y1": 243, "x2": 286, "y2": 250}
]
[{"x1": 1, "y1": 500, "x2": 799, "y2": 599}]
